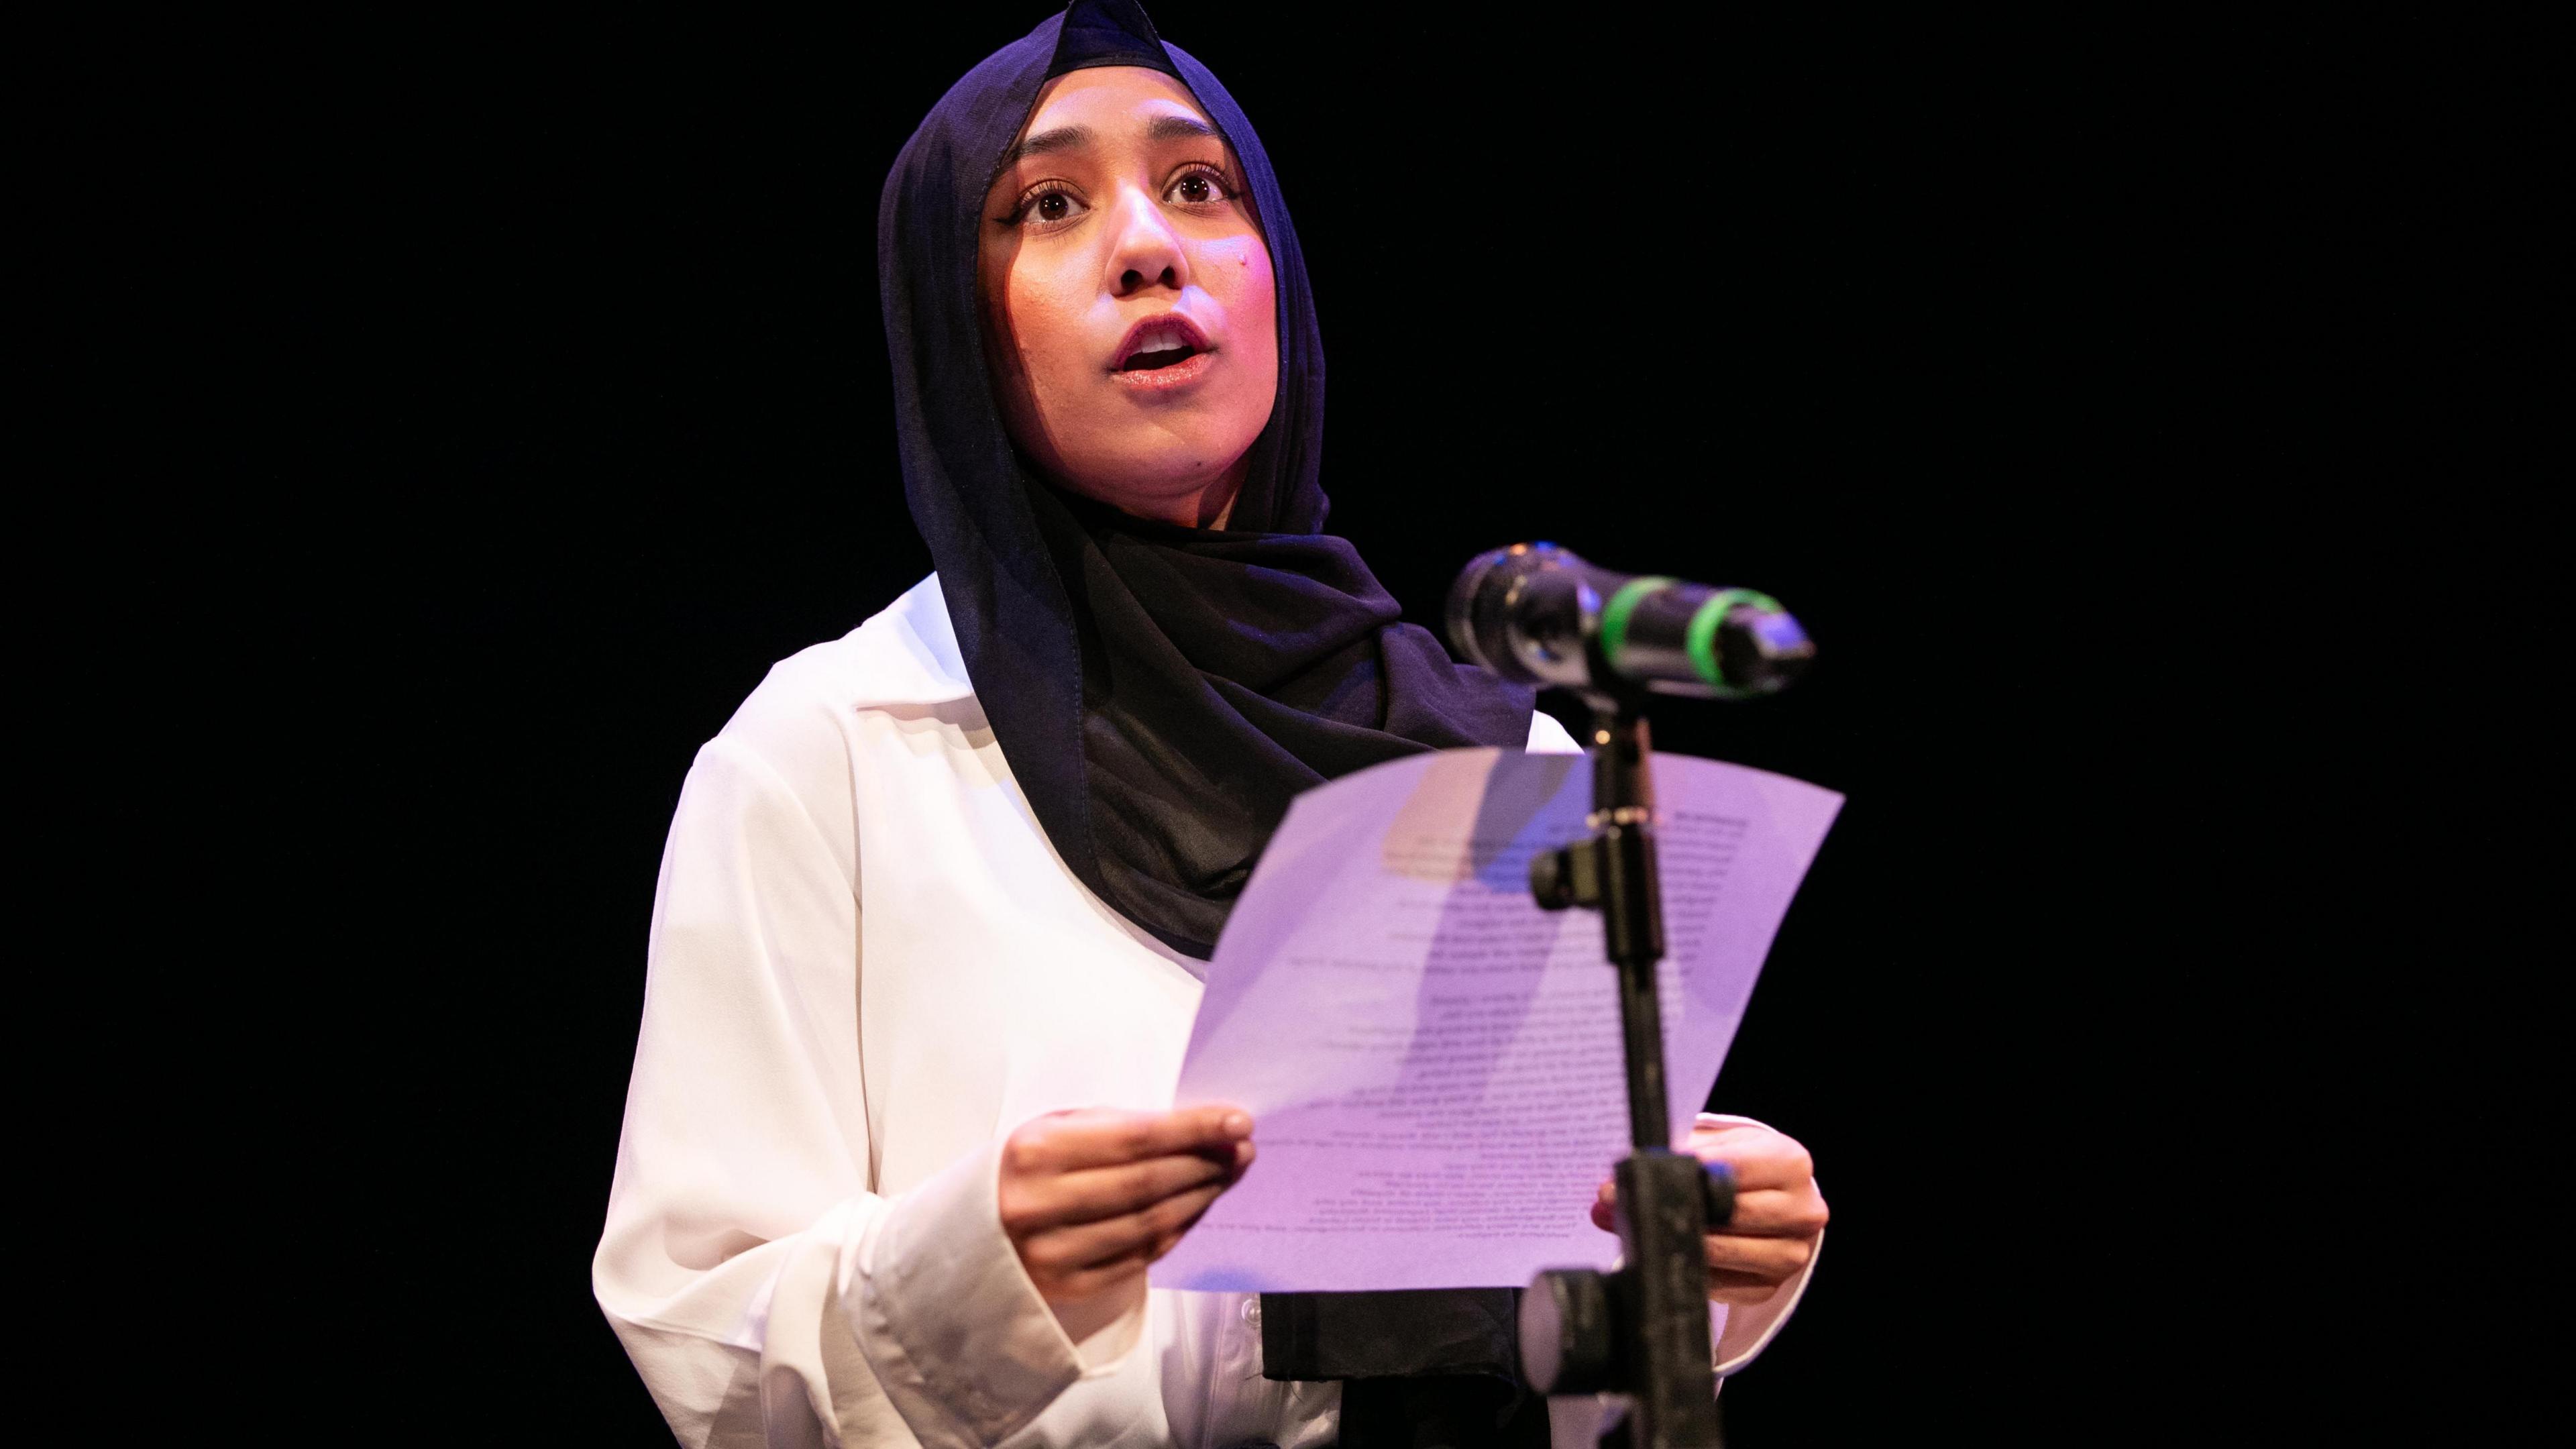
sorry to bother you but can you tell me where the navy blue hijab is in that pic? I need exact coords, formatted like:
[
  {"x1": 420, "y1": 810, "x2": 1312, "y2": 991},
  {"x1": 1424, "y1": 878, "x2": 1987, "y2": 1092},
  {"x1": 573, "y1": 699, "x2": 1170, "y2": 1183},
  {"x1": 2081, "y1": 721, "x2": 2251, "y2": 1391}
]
[
  {"x1": 877, "y1": 1, "x2": 1535, "y2": 963},
  {"x1": 878, "y1": 5, "x2": 1550, "y2": 1438}
]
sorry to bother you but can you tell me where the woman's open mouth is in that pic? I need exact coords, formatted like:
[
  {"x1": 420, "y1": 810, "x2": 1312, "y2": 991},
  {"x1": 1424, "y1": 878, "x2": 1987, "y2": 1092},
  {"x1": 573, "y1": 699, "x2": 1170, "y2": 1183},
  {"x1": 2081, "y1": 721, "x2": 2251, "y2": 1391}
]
[
  {"x1": 1110, "y1": 313, "x2": 1216, "y2": 391},
  {"x1": 1112, "y1": 347, "x2": 1214, "y2": 390},
  {"x1": 1119, "y1": 344, "x2": 1200, "y2": 372}
]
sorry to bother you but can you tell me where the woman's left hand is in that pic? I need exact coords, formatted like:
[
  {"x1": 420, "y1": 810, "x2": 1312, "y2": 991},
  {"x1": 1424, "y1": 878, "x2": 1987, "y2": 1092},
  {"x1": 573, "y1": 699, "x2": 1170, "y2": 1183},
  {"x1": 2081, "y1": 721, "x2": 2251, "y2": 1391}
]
[{"x1": 1591, "y1": 1121, "x2": 1828, "y2": 1305}]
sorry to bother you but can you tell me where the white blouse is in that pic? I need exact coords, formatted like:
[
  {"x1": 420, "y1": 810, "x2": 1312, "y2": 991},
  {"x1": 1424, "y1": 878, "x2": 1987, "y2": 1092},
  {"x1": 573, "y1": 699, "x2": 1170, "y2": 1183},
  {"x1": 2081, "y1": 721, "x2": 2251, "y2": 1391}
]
[{"x1": 593, "y1": 574, "x2": 1815, "y2": 1448}]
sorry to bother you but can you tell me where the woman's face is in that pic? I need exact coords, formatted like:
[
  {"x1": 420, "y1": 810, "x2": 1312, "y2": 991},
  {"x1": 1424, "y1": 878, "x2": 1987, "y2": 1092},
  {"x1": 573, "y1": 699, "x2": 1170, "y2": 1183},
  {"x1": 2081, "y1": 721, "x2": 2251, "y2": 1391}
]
[{"x1": 978, "y1": 66, "x2": 1279, "y2": 529}]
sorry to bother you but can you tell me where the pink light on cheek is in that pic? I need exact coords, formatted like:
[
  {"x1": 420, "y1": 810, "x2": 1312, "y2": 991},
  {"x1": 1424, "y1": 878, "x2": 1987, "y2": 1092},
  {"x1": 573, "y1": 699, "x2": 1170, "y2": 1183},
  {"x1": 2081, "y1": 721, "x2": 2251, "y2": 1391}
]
[{"x1": 1196, "y1": 235, "x2": 1263, "y2": 276}]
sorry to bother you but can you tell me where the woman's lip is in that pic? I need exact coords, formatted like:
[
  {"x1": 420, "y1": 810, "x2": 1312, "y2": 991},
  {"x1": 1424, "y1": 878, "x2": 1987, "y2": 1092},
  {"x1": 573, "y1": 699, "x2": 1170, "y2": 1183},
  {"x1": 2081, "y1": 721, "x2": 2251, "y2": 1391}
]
[
  {"x1": 1110, "y1": 311, "x2": 1213, "y2": 370},
  {"x1": 1109, "y1": 348, "x2": 1216, "y2": 392}
]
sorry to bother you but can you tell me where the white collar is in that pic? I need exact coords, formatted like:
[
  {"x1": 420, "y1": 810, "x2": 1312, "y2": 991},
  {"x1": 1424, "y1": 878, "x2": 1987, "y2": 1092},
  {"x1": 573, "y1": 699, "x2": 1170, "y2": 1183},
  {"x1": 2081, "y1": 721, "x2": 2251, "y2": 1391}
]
[{"x1": 847, "y1": 574, "x2": 976, "y2": 708}]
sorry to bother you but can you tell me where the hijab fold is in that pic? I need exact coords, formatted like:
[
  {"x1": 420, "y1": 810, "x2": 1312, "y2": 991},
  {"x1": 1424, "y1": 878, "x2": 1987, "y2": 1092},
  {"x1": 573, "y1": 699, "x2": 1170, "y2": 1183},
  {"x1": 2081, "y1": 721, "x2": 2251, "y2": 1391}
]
[{"x1": 877, "y1": 1, "x2": 1546, "y2": 1430}]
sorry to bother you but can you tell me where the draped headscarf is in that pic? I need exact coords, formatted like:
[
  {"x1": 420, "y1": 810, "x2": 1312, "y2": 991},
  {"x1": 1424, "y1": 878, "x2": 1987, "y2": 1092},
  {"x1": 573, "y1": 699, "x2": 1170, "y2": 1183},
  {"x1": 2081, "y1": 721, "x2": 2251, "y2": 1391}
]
[
  {"x1": 877, "y1": 0, "x2": 1535, "y2": 964},
  {"x1": 877, "y1": 3, "x2": 1548, "y2": 1438}
]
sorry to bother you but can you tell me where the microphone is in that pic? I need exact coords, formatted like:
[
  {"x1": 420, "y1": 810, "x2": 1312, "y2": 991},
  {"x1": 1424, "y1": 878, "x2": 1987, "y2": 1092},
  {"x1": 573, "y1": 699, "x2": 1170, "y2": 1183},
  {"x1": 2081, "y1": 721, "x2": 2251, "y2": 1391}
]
[{"x1": 1445, "y1": 542, "x2": 1815, "y2": 700}]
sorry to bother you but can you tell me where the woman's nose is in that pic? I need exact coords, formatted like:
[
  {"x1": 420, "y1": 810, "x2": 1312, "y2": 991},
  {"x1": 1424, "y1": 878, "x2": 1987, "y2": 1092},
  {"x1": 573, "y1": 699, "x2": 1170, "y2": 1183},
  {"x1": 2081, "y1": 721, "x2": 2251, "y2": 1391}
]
[{"x1": 1105, "y1": 188, "x2": 1187, "y2": 297}]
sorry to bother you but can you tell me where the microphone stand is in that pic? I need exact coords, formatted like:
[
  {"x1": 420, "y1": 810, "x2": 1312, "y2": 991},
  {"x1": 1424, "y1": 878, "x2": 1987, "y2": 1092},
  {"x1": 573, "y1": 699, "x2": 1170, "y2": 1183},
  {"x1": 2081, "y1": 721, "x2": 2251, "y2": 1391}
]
[{"x1": 1519, "y1": 694, "x2": 1735, "y2": 1449}]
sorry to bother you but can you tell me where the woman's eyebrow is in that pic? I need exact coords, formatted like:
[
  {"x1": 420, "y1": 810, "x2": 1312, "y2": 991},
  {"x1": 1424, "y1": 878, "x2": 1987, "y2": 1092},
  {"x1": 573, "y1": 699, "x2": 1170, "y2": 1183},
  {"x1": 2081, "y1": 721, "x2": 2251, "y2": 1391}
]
[
  {"x1": 1142, "y1": 114, "x2": 1220, "y2": 144},
  {"x1": 1000, "y1": 114, "x2": 1220, "y2": 168}
]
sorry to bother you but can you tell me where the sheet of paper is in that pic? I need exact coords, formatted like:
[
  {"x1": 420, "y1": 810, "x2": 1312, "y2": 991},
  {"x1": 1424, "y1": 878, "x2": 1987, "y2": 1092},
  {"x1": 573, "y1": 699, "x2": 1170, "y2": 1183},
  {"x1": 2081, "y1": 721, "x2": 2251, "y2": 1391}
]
[{"x1": 1149, "y1": 746, "x2": 1841, "y2": 1293}]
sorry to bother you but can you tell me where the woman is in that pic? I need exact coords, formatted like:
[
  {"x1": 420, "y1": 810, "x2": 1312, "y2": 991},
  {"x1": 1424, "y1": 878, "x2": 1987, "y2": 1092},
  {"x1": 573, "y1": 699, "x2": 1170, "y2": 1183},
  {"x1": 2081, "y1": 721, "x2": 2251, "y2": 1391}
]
[{"x1": 592, "y1": 5, "x2": 1826, "y2": 1445}]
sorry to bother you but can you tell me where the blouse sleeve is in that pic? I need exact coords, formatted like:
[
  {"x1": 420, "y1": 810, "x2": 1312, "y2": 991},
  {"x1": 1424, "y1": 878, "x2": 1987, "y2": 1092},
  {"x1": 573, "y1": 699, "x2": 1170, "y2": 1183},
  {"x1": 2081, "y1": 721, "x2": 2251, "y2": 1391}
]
[{"x1": 591, "y1": 729, "x2": 1144, "y2": 1448}]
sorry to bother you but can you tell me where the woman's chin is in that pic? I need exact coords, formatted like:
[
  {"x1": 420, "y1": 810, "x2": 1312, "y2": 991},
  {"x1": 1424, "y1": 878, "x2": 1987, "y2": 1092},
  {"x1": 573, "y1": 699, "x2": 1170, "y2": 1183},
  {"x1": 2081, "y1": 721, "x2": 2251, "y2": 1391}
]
[{"x1": 1054, "y1": 458, "x2": 1248, "y2": 527}]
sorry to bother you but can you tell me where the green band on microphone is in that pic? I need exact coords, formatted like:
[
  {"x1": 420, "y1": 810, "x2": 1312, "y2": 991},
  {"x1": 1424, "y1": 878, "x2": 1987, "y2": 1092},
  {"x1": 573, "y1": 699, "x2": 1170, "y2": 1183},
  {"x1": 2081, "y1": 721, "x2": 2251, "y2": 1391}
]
[
  {"x1": 1599, "y1": 576, "x2": 1676, "y2": 675},
  {"x1": 1685, "y1": 588, "x2": 1785, "y2": 694}
]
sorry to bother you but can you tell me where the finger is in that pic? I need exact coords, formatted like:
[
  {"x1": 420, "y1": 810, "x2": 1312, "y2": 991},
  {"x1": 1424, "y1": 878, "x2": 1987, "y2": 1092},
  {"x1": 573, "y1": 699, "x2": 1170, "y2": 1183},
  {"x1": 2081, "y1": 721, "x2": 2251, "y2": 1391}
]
[
  {"x1": 1008, "y1": 1140, "x2": 1254, "y2": 1233},
  {"x1": 1025, "y1": 1178, "x2": 1233, "y2": 1276},
  {"x1": 1008, "y1": 1104, "x2": 1254, "y2": 1174},
  {"x1": 1020, "y1": 1177, "x2": 1235, "y2": 1275},
  {"x1": 1708, "y1": 1269, "x2": 1788, "y2": 1305},
  {"x1": 1591, "y1": 1179, "x2": 1820, "y2": 1237},
  {"x1": 1042, "y1": 1241, "x2": 1159, "y2": 1303},
  {"x1": 1711, "y1": 1186, "x2": 1829, "y2": 1238},
  {"x1": 1703, "y1": 1232, "x2": 1815, "y2": 1281},
  {"x1": 1686, "y1": 1132, "x2": 1813, "y2": 1193}
]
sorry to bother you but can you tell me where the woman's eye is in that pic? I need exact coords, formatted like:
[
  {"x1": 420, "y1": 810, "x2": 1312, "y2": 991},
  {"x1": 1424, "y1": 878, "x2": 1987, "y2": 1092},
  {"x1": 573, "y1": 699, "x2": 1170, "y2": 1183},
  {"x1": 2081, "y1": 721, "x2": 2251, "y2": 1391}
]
[
  {"x1": 1015, "y1": 186, "x2": 1087, "y2": 227},
  {"x1": 1168, "y1": 169, "x2": 1233, "y2": 206}
]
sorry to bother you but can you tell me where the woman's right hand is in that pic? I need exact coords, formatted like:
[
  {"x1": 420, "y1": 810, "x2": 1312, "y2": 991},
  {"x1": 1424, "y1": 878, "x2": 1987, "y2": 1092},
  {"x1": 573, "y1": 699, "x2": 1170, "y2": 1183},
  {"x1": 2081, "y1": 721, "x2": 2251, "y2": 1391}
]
[{"x1": 998, "y1": 1104, "x2": 1256, "y2": 1311}]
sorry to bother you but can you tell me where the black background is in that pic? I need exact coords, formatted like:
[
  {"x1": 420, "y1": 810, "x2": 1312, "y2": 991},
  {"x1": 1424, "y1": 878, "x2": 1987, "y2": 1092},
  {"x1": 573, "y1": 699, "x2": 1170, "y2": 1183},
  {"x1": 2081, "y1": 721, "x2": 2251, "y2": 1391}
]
[{"x1": 129, "y1": 5, "x2": 2546, "y2": 1444}]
